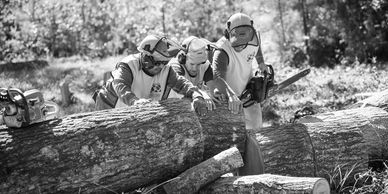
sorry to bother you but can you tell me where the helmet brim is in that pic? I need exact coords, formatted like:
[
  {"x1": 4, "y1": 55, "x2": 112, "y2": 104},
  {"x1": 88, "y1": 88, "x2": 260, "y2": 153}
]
[{"x1": 153, "y1": 38, "x2": 182, "y2": 58}]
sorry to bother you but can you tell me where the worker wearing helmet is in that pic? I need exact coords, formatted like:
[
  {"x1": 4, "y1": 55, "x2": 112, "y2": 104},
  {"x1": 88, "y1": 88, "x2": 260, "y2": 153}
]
[
  {"x1": 94, "y1": 35, "x2": 207, "y2": 116},
  {"x1": 167, "y1": 36, "x2": 241, "y2": 111},
  {"x1": 210, "y1": 13, "x2": 269, "y2": 175}
]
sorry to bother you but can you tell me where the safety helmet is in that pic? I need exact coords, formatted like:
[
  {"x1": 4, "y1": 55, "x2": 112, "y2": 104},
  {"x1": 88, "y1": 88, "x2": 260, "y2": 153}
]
[
  {"x1": 225, "y1": 13, "x2": 259, "y2": 48},
  {"x1": 178, "y1": 36, "x2": 210, "y2": 65},
  {"x1": 137, "y1": 35, "x2": 181, "y2": 61}
]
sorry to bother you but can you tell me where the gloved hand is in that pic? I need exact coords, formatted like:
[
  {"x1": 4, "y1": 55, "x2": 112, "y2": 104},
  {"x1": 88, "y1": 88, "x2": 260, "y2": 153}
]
[
  {"x1": 133, "y1": 98, "x2": 152, "y2": 105},
  {"x1": 192, "y1": 96, "x2": 207, "y2": 116},
  {"x1": 226, "y1": 88, "x2": 242, "y2": 114},
  {"x1": 200, "y1": 90, "x2": 216, "y2": 111},
  {"x1": 121, "y1": 92, "x2": 138, "y2": 106},
  {"x1": 211, "y1": 88, "x2": 226, "y2": 102}
]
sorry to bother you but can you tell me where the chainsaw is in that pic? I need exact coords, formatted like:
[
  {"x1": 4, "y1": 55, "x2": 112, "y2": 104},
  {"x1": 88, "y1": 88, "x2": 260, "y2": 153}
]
[
  {"x1": 0, "y1": 88, "x2": 59, "y2": 128},
  {"x1": 240, "y1": 66, "x2": 311, "y2": 108}
]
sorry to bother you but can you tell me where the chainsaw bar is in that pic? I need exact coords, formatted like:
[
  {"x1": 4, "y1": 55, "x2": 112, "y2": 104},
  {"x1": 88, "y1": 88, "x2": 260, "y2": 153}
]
[{"x1": 267, "y1": 68, "x2": 311, "y2": 98}]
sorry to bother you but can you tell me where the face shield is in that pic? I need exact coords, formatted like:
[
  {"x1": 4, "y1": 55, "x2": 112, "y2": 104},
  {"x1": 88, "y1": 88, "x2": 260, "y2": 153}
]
[
  {"x1": 151, "y1": 37, "x2": 182, "y2": 59},
  {"x1": 229, "y1": 25, "x2": 259, "y2": 48}
]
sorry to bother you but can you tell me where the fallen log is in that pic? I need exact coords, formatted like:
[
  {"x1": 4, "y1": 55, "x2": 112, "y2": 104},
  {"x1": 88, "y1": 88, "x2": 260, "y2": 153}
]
[
  {"x1": 0, "y1": 99, "x2": 247, "y2": 194},
  {"x1": 260, "y1": 106, "x2": 388, "y2": 178},
  {"x1": 2, "y1": 98, "x2": 388, "y2": 193},
  {"x1": 163, "y1": 147, "x2": 243, "y2": 194},
  {"x1": 199, "y1": 174, "x2": 330, "y2": 194},
  {"x1": 0, "y1": 99, "x2": 206, "y2": 193}
]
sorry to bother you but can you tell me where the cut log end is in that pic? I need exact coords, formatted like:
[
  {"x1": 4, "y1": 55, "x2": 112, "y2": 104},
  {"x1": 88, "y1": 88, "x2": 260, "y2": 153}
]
[
  {"x1": 313, "y1": 179, "x2": 331, "y2": 194},
  {"x1": 199, "y1": 174, "x2": 331, "y2": 194}
]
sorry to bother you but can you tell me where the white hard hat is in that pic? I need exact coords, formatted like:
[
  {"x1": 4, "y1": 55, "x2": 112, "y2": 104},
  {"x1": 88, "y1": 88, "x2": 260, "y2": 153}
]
[
  {"x1": 137, "y1": 35, "x2": 182, "y2": 60},
  {"x1": 181, "y1": 36, "x2": 211, "y2": 64},
  {"x1": 226, "y1": 13, "x2": 259, "y2": 48}
]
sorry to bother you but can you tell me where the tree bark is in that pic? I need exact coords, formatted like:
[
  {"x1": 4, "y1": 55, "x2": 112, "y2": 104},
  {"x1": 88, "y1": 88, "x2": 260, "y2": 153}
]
[
  {"x1": 260, "y1": 107, "x2": 388, "y2": 178},
  {"x1": 2, "y1": 98, "x2": 388, "y2": 193},
  {"x1": 163, "y1": 147, "x2": 243, "y2": 194},
  {"x1": 0, "y1": 99, "x2": 206, "y2": 194},
  {"x1": 199, "y1": 102, "x2": 246, "y2": 160},
  {"x1": 199, "y1": 174, "x2": 330, "y2": 194},
  {"x1": 0, "y1": 99, "x2": 247, "y2": 194}
]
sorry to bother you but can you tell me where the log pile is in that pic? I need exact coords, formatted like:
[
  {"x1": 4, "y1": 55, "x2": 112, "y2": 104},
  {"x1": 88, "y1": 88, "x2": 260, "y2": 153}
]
[{"x1": 1, "y1": 90, "x2": 388, "y2": 193}]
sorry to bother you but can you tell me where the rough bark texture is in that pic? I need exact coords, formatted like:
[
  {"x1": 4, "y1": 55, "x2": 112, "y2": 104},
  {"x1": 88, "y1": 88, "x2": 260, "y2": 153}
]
[
  {"x1": 0, "y1": 99, "x2": 205, "y2": 194},
  {"x1": 163, "y1": 147, "x2": 243, "y2": 194},
  {"x1": 199, "y1": 174, "x2": 330, "y2": 194},
  {"x1": 260, "y1": 107, "x2": 388, "y2": 178},
  {"x1": 199, "y1": 102, "x2": 246, "y2": 159}
]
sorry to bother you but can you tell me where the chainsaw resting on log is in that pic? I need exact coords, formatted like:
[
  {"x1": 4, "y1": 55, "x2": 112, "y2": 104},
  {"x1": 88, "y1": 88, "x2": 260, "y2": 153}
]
[{"x1": 0, "y1": 88, "x2": 59, "y2": 128}]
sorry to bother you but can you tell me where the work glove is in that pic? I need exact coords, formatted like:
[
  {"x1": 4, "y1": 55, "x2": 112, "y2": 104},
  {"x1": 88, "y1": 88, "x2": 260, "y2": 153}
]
[
  {"x1": 226, "y1": 91, "x2": 242, "y2": 114},
  {"x1": 200, "y1": 90, "x2": 216, "y2": 111},
  {"x1": 211, "y1": 88, "x2": 226, "y2": 102},
  {"x1": 192, "y1": 96, "x2": 207, "y2": 116},
  {"x1": 121, "y1": 92, "x2": 138, "y2": 106},
  {"x1": 133, "y1": 98, "x2": 152, "y2": 105}
]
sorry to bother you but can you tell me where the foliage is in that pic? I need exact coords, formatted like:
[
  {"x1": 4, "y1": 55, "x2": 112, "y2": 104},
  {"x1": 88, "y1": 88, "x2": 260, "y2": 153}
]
[
  {"x1": 301, "y1": 0, "x2": 388, "y2": 67},
  {"x1": 2, "y1": 0, "x2": 387, "y2": 66}
]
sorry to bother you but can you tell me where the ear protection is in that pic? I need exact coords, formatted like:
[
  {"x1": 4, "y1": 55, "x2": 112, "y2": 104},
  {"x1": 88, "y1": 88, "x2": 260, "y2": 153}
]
[
  {"x1": 141, "y1": 54, "x2": 157, "y2": 70},
  {"x1": 177, "y1": 37, "x2": 196, "y2": 64}
]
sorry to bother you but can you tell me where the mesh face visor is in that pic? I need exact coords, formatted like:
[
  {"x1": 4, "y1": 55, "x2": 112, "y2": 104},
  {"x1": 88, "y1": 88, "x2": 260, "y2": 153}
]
[
  {"x1": 229, "y1": 25, "x2": 259, "y2": 48},
  {"x1": 152, "y1": 37, "x2": 182, "y2": 58}
]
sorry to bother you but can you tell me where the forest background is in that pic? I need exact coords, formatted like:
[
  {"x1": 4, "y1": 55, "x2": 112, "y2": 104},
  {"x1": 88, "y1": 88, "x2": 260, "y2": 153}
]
[{"x1": 1, "y1": 0, "x2": 388, "y2": 193}]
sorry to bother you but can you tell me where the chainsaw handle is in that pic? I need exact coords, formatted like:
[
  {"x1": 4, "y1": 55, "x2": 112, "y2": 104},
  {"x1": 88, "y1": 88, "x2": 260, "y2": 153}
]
[
  {"x1": 7, "y1": 88, "x2": 30, "y2": 124},
  {"x1": 42, "y1": 101, "x2": 60, "y2": 120}
]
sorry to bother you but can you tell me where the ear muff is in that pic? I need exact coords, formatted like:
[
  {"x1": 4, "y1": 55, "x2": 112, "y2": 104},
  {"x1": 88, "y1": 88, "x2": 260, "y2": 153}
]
[
  {"x1": 177, "y1": 52, "x2": 186, "y2": 64},
  {"x1": 224, "y1": 21, "x2": 231, "y2": 39},
  {"x1": 141, "y1": 54, "x2": 156, "y2": 70},
  {"x1": 178, "y1": 37, "x2": 197, "y2": 64}
]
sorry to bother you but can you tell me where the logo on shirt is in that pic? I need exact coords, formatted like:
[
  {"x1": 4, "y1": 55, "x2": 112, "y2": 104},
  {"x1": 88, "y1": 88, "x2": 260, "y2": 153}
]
[
  {"x1": 247, "y1": 52, "x2": 255, "y2": 63},
  {"x1": 150, "y1": 83, "x2": 162, "y2": 100},
  {"x1": 151, "y1": 83, "x2": 161, "y2": 93}
]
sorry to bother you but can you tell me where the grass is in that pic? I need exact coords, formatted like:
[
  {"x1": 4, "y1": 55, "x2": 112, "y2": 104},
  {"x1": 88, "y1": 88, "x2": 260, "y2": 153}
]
[{"x1": 1, "y1": 55, "x2": 388, "y2": 193}]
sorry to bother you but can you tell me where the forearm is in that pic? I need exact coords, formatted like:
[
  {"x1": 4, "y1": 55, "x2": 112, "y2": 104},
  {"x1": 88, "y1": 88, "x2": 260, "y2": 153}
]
[{"x1": 111, "y1": 64, "x2": 137, "y2": 105}]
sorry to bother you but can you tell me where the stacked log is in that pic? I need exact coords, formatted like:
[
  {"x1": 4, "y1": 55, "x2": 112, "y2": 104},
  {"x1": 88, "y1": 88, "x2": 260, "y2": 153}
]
[
  {"x1": 2, "y1": 96, "x2": 388, "y2": 193},
  {"x1": 260, "y1": 107, "x2": 388, "y2": 178},
  {"x1": 163, "y1": 147, "x2": 243, "y2": 194}
]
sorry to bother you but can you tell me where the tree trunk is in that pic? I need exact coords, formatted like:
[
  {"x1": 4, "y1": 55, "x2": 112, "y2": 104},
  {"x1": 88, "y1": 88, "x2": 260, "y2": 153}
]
[
  {"x1": 163, "y1": 147, "x2": 243, "y2": 194},
  {"x1": 199, "y1": 102, "x2": 246, "y2": 160},
  {"x1": 0, "y1": 99, "x2": 206, "y2": 193},
  {"x1": 260, "y1": 107, "x2": 388, "y2": 178},
  {"x1": 2, "y1": 97, "x2": 388, "y2": 193},
  {"x1": 199, "y1": 174, "x2": 330, "y2": 194},
  {"x1": 0, "y1": 99, "x2": 247, "y2": 194}
]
